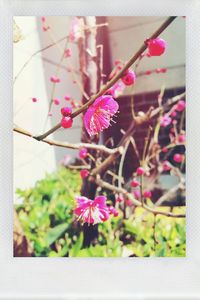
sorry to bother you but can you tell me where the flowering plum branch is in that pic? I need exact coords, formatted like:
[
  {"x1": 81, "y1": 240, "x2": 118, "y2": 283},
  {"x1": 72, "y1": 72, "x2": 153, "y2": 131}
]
[{"x1": 34, "y1": 16, "x2": 177, "y2": 141}]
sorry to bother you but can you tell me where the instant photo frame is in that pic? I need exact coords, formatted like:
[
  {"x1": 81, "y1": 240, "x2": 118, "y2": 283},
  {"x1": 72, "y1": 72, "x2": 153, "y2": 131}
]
[{"x1": 0, "y1": 0, "x2": 200, "y2": 299}]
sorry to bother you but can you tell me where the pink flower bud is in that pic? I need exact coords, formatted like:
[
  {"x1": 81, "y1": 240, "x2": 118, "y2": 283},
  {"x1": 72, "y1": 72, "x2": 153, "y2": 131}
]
[
  {"x1": 162, "y1": 160, "x2": 171, "y2": 171},
  {"x1": 162, "y1": 147, "x2": 168, "y2": 153},
  {"x1": 160, "y1": 115, "x2": 172, "y2": 127},
  {"x1": 136, "y1": 167, "x2": 144, "y2": 176},
  {"x1": 171, "y1": 111, "x2": 177, "y2": 117},
  {"x1": 64, "y1": 48, "x2": 72, "y2": 58},
  {"x1": 126, "y1": 199, "x2": 133, "y2": 206},
  {"x1": 131, "y1": 179, "x2": 140, "y2": 188},
  {"x1": 114, "y1": 59, "x2": 121, "y2": 66},
  {"x1": 116, "y1": 195, "x2": 124, "y2": 203},
  {"x1": 109, "y1": 206, "x2": 119, "y2": 217},
  {"x1": 121, "y1": 70, "x2": 136, "y2": 86},
  {"x1": 79, "y1": 148, "x2": 88, "y2": 159},
  {"x1": 173, "y1": 153, "x2": 184, "y2": 163},
  {"x1": 42, "y1": 25, "x2": 50, "y2": 32},
  {"x1": 178, "y1": 134, "x2": 186, "y2": 143},
  {"x1": 53, "y1": 99, "x2": 60, "y2": 105},
  {"x1": 64, "y1": 95, "x2": 71, "y2": 101},
  {"x1": 80, "y1": 169, "x2": 89, "y2": 179},
  {"x1": 61, "y1": 106, "x2": 72, "y2": 117},
  {"x1": 133, "y1": 190, "x2": 141, "y2": 200},
  {"x1": 176, "y1": 100, "x2": 186, "y2": 112},
  {"x1": 41, "y1": 16, "x2": 46, "y2": 22},
  {"x1": 170, "y1": 128, "x2": 175, "y2": 134},
  {"x1": 145, "y1": 70, "x2": 152, "y2": 75},
  {"x1": 143, "y1": 191, "x2": 152, "y2": 198},
  {"x1": 61, "y1": 116, "x2": 73, "y2": 129},
  {"x1": 32, "y1": 97, "x2": 38, "y2": 102},
  {"x1": 147, "y1": 38, "x2": 166, "y2": 56},
  {"x1": 50, "y1": 76, "x2": 60, "y2": 83}
]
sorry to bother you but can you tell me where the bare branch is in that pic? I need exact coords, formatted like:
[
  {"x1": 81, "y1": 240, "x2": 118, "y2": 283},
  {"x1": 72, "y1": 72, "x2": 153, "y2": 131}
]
[
  {"x1": 95, "y1": 177, "x2": 186, "y2": 218},
  {"x1": 13, "y1": 126, "x2": 122, "y2": 155}
]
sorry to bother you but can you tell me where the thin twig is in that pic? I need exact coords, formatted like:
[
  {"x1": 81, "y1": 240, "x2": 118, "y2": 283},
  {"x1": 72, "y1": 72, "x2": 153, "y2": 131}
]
[
  {"x1": 95, "y1": 177, "x2": 185, "y2": 218},
  {"x1": 13, "y1": 126, "x2": 121, "y2": 155}
]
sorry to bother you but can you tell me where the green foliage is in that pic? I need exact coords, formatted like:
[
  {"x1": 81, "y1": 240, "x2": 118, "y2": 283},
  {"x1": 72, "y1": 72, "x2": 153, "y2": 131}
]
[{"x1": 15, "y1": 167, "x2": 186, "y2": 257}]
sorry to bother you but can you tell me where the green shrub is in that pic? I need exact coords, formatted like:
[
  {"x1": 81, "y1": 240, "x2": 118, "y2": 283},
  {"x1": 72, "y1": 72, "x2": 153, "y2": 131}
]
[{"x1": 15, "y1": 166, "x2": 186, "y2": 257}]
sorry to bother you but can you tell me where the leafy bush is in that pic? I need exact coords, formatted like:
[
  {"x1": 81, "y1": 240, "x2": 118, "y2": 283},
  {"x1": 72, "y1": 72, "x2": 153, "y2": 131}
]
[{"x1": 15, "y1": 167, "x2": 185, "y2": 257}]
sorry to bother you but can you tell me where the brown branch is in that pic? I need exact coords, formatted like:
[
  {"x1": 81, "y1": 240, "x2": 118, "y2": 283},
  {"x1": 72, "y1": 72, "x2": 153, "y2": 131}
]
[
  {"x1": 142, "y1": 204, "x2": 185, "y2": 218},
  {"x1": 35, "y1": 16, "x2": 177, "y2": 141},
  {"x1": 95, "y1": 176, "x2": 141, "y2": 207},
  {"x1": 95, "y1": 177, "x2": 185, "y2": 218},
  {"x1": 13, "y1": 126, "x2": 121, "y2": 155}
]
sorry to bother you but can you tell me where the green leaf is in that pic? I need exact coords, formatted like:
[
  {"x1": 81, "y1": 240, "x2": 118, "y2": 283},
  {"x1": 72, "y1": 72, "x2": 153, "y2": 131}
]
[
  {"x1": 69, "y1": 232, "x2": 83, "y2": 257},
  {"x1": 45, "y1": 223, "x2": 69, "y2": 246}
]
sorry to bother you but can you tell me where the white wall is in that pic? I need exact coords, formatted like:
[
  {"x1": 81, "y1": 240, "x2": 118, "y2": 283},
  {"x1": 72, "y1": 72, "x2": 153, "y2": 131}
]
[
  {"x1": 14, "y1": 16, "x2": 83, "y2": 200},
  {"x1": 14, "y1": 17, "x2": 57, "y2": 200},
  {"x1": 37, "y1": 16, "x2": 82, "y2": 163}
]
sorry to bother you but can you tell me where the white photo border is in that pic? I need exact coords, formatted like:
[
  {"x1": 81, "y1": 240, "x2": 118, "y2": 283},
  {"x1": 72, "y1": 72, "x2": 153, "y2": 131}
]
[{"x1": 0, "y1": 0, "x2": 200, "y2": 299}]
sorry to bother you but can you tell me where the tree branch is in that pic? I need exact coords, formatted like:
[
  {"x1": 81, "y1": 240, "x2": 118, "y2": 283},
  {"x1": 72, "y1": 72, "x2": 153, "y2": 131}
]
[
  {"x1": 13, "y1": 126, "x2": 121, "y2": 155},
  {"x1": 95, "y1": 177, "x2": 185, "y2": 218},
  {"x1": 35, "y1": 16, "x2": 177, "y2": 141}
]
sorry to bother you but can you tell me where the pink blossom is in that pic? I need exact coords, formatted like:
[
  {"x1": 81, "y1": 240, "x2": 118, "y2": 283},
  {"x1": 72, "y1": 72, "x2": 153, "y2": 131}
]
[
  {"x1": 173, "y1": 153, "x2": 184, "y2": 163},
  {"x1": 42, "y1": 25, "x2": 50, "y2": 32},
  {"x1": 79, "y1": 147, "x2": 88, "y2": 159},
  {"x1": 176, "y1": 100, "x2": 186, "y2": 112},
  {"x1": 53, "y1": 99, "x2": 60, "y2": 105},
  {"x1": 162, "y1": 147, "x2": 168, "y2": 153},
  {"x1": 156, "y1": 68, "x2": 167, "y2": 73},
  {"x1": 61, "y1": 106, "x2": 72, "y2": 117},
  {"x1": 80, "y1": 169, "x2": 89, "y2": 179},
  {"x1": 162, "y1": 160, "x2": 171, "y2": 171},
  {"x1": 178, "y1": 134, "x2": 186, "y2": 143},
  {"x1": 171, "y1": 111, "x2": 177, "y2": 117},
  {"x1": 64, "y1": 95, "x2": 71, "y2": 101},
  {"x1": 84, "y1": 95, "x2": 119, "y2": 136},
  {"x1": 50, "y1": 76, "x2": 60, "y2": 83},
  {"x1": 131, "y1": 179, "x2": 140, "y2": 188},
  {"x1": 115, "y1": 194, "x2": 124, "y2": 203},
  {"x1": 143, "y1": 191, "x2": 152, "y2": 198},
  {"x1": 74, "y1": 196, "x2": 110, "y2": 225},
  {"x1": 121, "y1": 70, "x2": 136, "y2": 86},
  {"x1": 41, "y1": 16, "x2": 46, "y2": 23},
  {"x1": 69, "y1": 17, "x2": 83, "y2": 42},
  {"x1": 32, "y1": 97, "x2": 38, "y2": 103},
  {"x1": 136, "y1": 167, "x2": 144, "y2": 176},
  {"x1": 147, "y1": 38, "x2": 166, "y2": 56},
  {"x1": 145, "y1": 70, "x2": 152, "y2": 75},
  {"x1": 108, "y1": 206, "x2": 119, "y2": 217},
  {"x1": 126, "y1": 199, "x2": 133, "y2": 206},
  {"x1": 106, "y1": 81, "x2": 125, "y2": 98},
  {"x1": 133, "y1": 190, "x2": 141, "y2": 200},
  {"x1": 61, "y1": 116, "x2": 73, "y2": 128},
  {"x1": 160, "y1": 115, "x2": 172, "y2": 127},
  {"x1": 64, "y1": 48, "x2": 72, "y2": 58}
]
